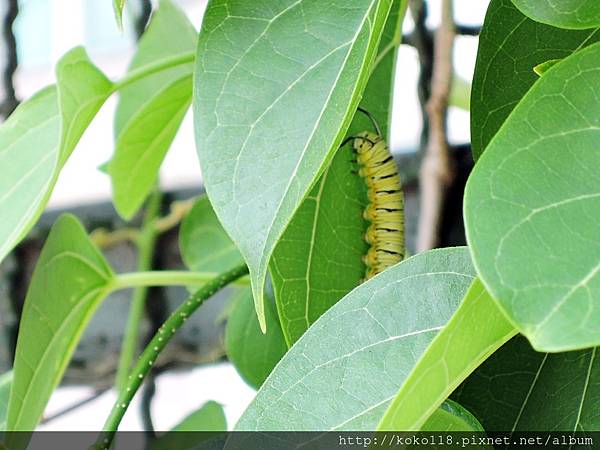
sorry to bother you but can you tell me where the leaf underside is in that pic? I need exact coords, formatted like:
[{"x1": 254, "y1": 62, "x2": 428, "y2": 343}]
[
  {"x1": 194, "y1": 0, "x2": 394, "y2": 330},
  {"x1": 235, "y1": 248, "x2": 475, "y2": 431}
]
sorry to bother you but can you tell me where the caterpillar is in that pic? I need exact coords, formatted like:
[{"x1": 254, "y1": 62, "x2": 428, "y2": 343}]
[{"x1": 345, "y1": 108, "x2": 405, "y2": 280}]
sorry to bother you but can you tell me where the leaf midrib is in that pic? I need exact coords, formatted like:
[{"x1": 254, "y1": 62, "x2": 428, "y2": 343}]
[
  {"x1": 511, "y1": 353, "x2": 548, "y2": 432},
  {"x1": 120, "y1": 78, "x2": 192, "y2": 196},
  {"x1": 118, "y1": 67, "x2": 192, "y2": 137},
  {"x1": 303, "y1": 166, "x2": 331, "y2": 330},
  {"x1": 58, "y1": 84, "x2": 111, "y2": 166},
  {"x1": 252, "y1": 324, "x2": 443, "y2": 429},
  {"x1": 573, "y1": 347, "x2": 596, "y2": 432},
  {"x1": 257, "y1": 0, "x2": 380, "y2": 289},
  {"x1": 10, "y1": 285, "x2": 107, "y2": 429}
]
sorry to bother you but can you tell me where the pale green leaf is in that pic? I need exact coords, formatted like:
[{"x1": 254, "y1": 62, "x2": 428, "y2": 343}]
[
  {"x1": 114, "y1": 0, "x2": 195, "y2": 136},
  {"x1": 110, "y1": 0, "x2": 197, "y2": 219},
  {"x1": 512, "y1": 0, "x2": 600, "y2": 30},
  {"x1": 7, "y1": 215, "x2": 114, "y2": 431},
  {"x1": 194, "y1": 0, "x2": 395, "y2": 330},
  {"x1": 150, "y1": 401, "x2": 226, "y2": 450},
  {"x1": 0, "y1": 372, "x2": 11, "y2": 431},
  {"x1": 226, "y1": 402, "x2": 482, "y2": 448},
  {"x1": 422, "y1": 400, "x2": 484, "y2": 432},
  {"x1": 377, "y1": 280, "x2": 516, "y2": 431},
  {"x1": 225, "y1": 288, "x2": 287, "y2": 389},
  {"x1": 471, "y1": 0, "x2": 600, "y2": 160},
  {"x1": 57, "y1": 47, "x2": 113, "y2": 166},
  {"x1": 465, "y1": 42, "x2": 600, "y2": 351},
  {"x1": 455, "y1": 336, "x2": 600, "y2": 431},
  {"x1": 235, "y1": 248, "x2": 475, "y2": 431},
  {"x1": 180, "y1": 195, "x2": 244, "y2": 273},
  {"x1": 0, "y1": 47, "x2": 112, "y2": 264},
  {"x1": 269, "y1": 0, "x2": 407, "y2": 346},
  {"x1": 110, "y1": 77, "x2": 191, "y2": 218},
  {"x1": 0, "y1": 88, "x2": 59, "y2": 264}
]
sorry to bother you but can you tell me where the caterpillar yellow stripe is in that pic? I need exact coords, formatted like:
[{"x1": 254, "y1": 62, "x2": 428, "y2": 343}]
[{"x1": 353, "y1": 131, "x2": 405, "y2": 279}]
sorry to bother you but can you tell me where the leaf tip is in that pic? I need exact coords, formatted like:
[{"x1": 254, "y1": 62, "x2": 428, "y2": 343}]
[
  {"x1": 113, "y1": 202, "x2": 137, "y2": 222},
  {"x1": 251, "y1": 281, "x2": 268, "y2": 334},
  {"x1": 533, "y1": 59, "x2": 562, "y2": 77},
  {"x1": 108, "y1": 166, "x2": 140, "y2": 221}
]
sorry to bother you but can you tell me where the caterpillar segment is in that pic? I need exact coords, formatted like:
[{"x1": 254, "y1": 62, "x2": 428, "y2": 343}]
[{"x1": 353, "y1": 131, "x2": 405, "y2": 279}]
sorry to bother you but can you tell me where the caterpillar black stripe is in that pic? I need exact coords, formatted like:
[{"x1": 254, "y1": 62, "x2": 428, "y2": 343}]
[{"x1": 348, "y1": 110, "x2": 405, "y2": 279}]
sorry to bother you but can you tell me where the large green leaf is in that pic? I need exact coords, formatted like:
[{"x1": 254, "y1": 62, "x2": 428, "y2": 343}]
[
  {"x1": 422, "y1": 400, "x2": 484, "y2": 432},
  {"x1": 235, "y1": 248, "x2": 475, "y2": 430},
  {"x1": 512, "y1": 0, "x2": 600, "y2": 30},
  {"x1": 225, "y1": 288, "x2": 287, "y2": 389},
  {"x1": 0, "y1": 372, "x2": 11, "y2": 431},
  {"x1": 377, "y1": 280, "x2": 516, "y2": 431},
  {"x1": 180, "y1": 195, "x2": 244, "y2": 273},
  {"x1": 454, "y1": 336, "x2": 600, "y2": 431},
  {"x1": 465, "y1": 42, "x2": 600, "y2": 352},
  {"x1": 0, "y1": 47, "x2": 112, "y2": 264},
  {"x1": 269, "y1": 0, "x2": 407, "y2": 346},
  {"x1": 109, "y1": 0, "x2": 197, "y2": 219},
  {"x1": 194, "y1": 0, "x2": 394, "y2": 330},
  {"x1": 226, "y1": 402, "x2": 482, "y2": 449},
  {"x1": 471, "y1": 0, "x2": 600, "y2": 160},
  {"x1": 7, "y1": 215, "x2": 114, "y2": 431}
]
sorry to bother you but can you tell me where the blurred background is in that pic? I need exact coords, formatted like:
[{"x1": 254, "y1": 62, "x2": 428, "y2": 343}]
[{"x1": 0, "y1": 0, "x2": 490, "y2": 431}]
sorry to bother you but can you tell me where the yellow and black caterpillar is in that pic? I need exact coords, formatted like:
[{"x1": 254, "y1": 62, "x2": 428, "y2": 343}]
[{"x1": 346, "y1": 109, "x2": 405, "y2": 279}]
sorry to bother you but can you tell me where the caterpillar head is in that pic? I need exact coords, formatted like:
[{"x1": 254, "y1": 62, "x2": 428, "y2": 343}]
[{"x1": 353, "y1": 131, "x2": 380, "y2": 154}]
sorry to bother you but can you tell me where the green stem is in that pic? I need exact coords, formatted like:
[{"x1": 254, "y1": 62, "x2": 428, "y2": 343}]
[
  {"x1": 111, "y1": 270, "x2": 251, "y2": 290},
  {"x1": 111, "y1": 51, "x2": 195, "y2": 92},
  {"x1": 96, "y1": 263, "x2": 249, "y2": 449},
  {"x1": 115, "y1": 191, "x2": 162, "y2": 392}
]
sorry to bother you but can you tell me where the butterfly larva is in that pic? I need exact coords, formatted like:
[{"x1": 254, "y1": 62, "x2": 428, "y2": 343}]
[{"x1": 346, "y1": 109, "x2": 405, "y2": 279}]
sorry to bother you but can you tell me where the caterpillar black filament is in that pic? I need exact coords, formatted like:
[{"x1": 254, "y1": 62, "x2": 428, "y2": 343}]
[{"x1": 348, "y1": 110, "x2": 405, "y2": 279}]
